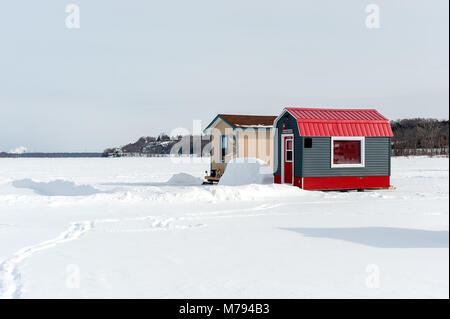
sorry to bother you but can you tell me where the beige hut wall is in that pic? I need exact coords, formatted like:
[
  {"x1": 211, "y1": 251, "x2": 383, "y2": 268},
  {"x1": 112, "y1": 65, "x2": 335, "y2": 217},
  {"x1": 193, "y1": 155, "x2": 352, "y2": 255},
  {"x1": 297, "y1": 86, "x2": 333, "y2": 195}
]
[{"x1": 236, "y1": 129, "x2": 274, "y2": 168}]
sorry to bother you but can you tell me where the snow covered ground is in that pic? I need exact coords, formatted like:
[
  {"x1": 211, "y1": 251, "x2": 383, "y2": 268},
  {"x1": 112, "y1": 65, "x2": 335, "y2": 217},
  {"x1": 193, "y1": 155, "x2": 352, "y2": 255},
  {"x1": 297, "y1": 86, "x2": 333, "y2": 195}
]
[{"x1": 0, "y1": 156, "x2": 448, "y2": 298}]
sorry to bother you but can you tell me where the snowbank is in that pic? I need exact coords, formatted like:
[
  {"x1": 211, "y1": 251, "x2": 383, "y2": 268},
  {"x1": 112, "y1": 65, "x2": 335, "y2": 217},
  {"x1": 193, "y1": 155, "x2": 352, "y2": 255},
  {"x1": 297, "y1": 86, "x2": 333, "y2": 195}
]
[
  {"x1": 108, "y1": 183, "x2": 307, "y2": 203},
  {"x1": 12, "y1": 179, "x2": 101, "y2": 196},
  {"x1": 219, "y1": 158, "x2": 274, "y2": 186},
  {"x1": 166, "y1": 173, "x2": 203, "y2": 186}
]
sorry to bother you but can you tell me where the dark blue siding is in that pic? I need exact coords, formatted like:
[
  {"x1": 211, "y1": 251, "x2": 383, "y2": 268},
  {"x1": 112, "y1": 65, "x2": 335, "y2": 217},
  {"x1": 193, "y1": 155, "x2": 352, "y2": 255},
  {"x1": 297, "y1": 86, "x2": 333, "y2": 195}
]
[{"x1": 274, "y1": 112, "x2": 302, "y2": 177}]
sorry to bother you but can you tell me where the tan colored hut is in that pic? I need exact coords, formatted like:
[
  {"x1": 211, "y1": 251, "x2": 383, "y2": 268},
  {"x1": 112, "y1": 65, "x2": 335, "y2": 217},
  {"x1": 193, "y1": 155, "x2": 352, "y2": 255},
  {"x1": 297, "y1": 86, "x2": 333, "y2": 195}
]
[{"x1": 203, "y1": 114, "x2": 276, "y2": 183}]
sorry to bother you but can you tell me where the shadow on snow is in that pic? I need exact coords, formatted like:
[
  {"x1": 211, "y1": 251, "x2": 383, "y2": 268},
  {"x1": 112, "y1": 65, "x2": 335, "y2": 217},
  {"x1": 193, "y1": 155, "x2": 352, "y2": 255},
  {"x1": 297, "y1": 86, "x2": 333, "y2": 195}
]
[
  {"x1": 280, "y1": 227, "x2": 449, "y2": 248},
  {"x1": 12, "y1": 179, "x2": 102, "y2": 196}
]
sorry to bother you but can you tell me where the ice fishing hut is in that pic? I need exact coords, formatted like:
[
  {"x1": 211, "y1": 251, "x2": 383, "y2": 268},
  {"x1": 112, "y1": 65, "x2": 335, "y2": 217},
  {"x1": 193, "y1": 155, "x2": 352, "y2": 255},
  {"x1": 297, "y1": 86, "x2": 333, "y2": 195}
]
[
  {"x1": 203, "y1": 114, "x2": 277, "y2": 183},
  {"x1": 273, "y1": 107, "x2": 393, "y2": 190}
]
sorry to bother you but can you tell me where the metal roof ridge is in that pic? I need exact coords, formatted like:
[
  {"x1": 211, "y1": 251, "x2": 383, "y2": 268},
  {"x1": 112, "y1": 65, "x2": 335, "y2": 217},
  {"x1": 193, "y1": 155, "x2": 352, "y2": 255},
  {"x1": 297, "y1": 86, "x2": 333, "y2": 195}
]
[
  {"x1": 296, "y1": 119, "x2": 390, "y2": 123},
  {"x1": 284, "y1": 107, "x2": 380, "y2": 111}
]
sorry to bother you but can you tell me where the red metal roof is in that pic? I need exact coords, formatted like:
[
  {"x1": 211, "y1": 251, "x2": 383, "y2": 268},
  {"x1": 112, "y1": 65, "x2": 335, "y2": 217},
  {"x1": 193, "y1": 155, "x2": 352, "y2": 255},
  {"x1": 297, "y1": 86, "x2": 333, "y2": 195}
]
[{"x1": 284, "y1": 107, "x2": 393, "y2": 137}]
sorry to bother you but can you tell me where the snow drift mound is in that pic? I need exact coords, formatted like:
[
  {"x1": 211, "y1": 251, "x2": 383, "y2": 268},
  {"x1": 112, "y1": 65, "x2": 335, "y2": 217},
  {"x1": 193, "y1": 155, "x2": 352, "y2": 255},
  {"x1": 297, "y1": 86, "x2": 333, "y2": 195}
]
[
  {"x1": 219, "y1": 158, "x2": 274, "y2": 186},
  {"x1": 112, "y1": 183, "x2": 308, "y2": 203},
  {"x1": 12, "y1": 179, "x2": 101, "y2": 196},
  {"x1": 167, "y1": 173, "x2": 203, "y2": 186}
]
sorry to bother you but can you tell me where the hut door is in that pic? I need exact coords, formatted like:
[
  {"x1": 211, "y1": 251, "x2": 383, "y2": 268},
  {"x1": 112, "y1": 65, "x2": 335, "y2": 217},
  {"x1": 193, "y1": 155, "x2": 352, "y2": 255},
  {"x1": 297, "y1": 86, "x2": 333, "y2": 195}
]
[{"x1": 283, "y1": 136, "x2": 293, "y2": 184}]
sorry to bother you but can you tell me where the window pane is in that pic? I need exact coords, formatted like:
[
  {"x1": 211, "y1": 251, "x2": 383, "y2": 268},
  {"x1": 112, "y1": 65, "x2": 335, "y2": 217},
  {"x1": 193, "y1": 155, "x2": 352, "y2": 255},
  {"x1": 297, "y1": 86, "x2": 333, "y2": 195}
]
[
  {"x1": 286, "y1": 140, "x2": 293, "y2": 150},
  {"x1": 221, "y1": 135, "x2": 227, "y2": 149},
  {"x1": 221, "y1": 135, "x2": 227, "y2": 162},
  {"x1": 333, "y1": 140, "x2": 361, "y2": 164},
  {"x1": 286, "y1": 150, "x2": 293, "y2": 161},
  {"x1": 304, "y1": 138, "x2": 312, "y2": 148}
]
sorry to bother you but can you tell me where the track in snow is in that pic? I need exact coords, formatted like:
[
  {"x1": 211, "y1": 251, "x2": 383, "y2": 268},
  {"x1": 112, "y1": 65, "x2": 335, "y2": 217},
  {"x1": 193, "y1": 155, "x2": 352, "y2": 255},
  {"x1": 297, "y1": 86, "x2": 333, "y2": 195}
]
[
  {"x1": 0, "y1": 215, "x2": 203, "y2": 299},
  {"x1": 0, "y1": 221, "x2": 93, "y2": 299},
  {"x1": 0, "y1": 203, "x2": 309, "y2": 299}
]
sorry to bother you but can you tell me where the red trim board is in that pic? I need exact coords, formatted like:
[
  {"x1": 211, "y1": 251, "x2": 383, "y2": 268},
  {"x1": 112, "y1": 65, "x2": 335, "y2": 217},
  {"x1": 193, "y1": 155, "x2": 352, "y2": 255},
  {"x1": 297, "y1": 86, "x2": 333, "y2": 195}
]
[{"x1": 302, "y1": 176, "x2": 390, "y2": 190}]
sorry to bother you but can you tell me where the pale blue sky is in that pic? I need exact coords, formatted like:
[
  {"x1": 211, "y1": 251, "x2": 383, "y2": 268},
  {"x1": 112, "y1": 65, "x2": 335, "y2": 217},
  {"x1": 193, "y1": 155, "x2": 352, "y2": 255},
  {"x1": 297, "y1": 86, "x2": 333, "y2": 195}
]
[{"x1": 0, "y1": 0, "x2": 448, "y2": 152}]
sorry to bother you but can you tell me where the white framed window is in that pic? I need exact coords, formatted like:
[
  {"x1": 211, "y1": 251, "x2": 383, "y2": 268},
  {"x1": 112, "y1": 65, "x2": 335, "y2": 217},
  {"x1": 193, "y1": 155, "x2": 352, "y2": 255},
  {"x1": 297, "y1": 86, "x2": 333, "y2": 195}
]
[
  {"x1": 331, "y1": 136, "x2": 365, "y2": 168},
  {"x1": 285, "y1": 138, "x2": 293, "y2": 162}
]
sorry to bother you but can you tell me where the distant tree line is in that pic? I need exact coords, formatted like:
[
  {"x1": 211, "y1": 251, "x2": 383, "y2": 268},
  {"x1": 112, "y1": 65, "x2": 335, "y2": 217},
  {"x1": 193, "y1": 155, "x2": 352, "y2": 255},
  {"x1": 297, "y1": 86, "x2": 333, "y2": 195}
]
[{"x1": 391, "y1": 118, "x2": 448, "y2": 156}]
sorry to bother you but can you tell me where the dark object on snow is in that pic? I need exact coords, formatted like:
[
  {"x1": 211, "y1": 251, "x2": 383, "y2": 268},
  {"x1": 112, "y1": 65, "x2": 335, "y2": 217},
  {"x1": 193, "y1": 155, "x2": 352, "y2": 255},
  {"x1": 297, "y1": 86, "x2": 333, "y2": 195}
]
[{"x1": 203, "y1": 169, "x2": 222, "y2": 185}]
